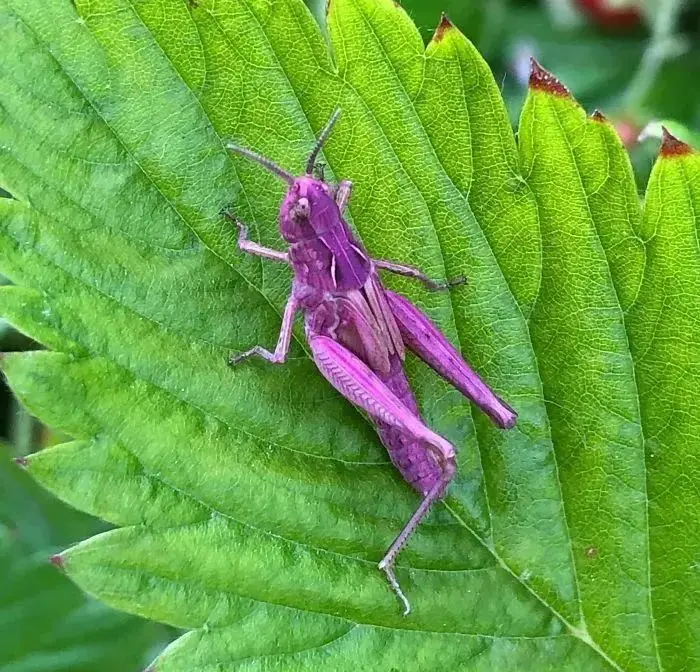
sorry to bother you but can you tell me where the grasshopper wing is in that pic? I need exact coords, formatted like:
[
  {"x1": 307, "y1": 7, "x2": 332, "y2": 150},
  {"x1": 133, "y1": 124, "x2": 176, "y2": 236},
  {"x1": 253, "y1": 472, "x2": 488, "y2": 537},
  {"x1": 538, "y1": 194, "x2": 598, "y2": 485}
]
[{"x1": 384, "y1": 290, "x2": 517, "y2": 428}]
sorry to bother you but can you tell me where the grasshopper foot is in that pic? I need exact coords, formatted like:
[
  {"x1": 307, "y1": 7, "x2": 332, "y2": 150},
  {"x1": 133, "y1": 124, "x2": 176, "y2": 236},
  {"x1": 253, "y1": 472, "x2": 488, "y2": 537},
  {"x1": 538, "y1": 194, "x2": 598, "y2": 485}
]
[
  {"x1": 378, "y1": 560, "x2": 411, "y2": 616},
  {"x1": 227, "y1": 348, "x2": 258, "y2": 366},
  {"x1": 228, "y1": 345, "x2": 284, "y2": 366},
  {"x1": 220, "y1": 209, "x2": 247, "y2": 238},
  {"x1": 227, "y1": 352, "x2": 245, "y2": 367},
  {"x1": 220, "y1": 207, "x2": 236, "y2": 222},
  {"x1": 427, "y1": 275, "x2": 467, "y2": 292}
]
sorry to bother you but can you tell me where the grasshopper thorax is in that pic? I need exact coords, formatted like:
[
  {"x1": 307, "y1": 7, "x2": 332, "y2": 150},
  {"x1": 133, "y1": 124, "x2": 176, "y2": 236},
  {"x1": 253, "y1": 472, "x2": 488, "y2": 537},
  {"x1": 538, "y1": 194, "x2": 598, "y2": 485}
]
[{"x1": 283, "y1": 176, "x2": 371, "y2": 292}]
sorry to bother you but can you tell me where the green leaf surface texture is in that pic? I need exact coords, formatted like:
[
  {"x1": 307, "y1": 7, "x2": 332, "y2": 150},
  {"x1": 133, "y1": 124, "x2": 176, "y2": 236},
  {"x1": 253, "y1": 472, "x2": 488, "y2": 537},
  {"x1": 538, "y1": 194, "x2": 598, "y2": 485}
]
[{"x1": 0, "y1": 0, "x2": 697, "y2": 669}]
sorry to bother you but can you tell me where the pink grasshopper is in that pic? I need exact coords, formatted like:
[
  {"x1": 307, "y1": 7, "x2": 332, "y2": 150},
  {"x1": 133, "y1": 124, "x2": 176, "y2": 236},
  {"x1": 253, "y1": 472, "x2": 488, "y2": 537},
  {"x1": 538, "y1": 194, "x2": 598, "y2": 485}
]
[{"x1": 226, "y1": 109, "x2": 517, "y2": 614}]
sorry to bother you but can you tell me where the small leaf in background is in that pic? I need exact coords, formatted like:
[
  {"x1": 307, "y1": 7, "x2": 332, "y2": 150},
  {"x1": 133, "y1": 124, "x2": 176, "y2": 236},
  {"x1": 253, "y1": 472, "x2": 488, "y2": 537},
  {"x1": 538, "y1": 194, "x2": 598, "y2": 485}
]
[
  {"x1": 0, "y1": 0, "x2": 698, "y2": 670},
  {"x1": 0, "y1": 451, "x2": 166, "y2": 671}
]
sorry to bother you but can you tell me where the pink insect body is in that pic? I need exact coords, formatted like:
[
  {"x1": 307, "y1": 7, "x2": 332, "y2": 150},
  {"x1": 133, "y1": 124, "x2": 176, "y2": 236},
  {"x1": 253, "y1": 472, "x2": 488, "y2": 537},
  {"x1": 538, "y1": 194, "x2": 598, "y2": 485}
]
[{"x1": 226, "y1": 110, "x2": 516, "y2": 614}]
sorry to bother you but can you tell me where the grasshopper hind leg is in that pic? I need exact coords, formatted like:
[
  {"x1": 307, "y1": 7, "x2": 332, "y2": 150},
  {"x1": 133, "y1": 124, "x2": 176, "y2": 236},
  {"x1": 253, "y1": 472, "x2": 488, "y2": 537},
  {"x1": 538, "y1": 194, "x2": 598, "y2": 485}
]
[
  {"x1": 377, "y1": 452, "x2": 456, "y2": 615},
  {"x1": 307, "y1": 335, "x2": 457, "y2": 615}
]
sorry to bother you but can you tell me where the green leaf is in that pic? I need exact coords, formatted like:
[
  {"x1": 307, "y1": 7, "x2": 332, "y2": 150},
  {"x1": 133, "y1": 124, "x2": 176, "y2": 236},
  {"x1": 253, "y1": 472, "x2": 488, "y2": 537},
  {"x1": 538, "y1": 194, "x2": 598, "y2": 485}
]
[
  {"x1": 0, "y1": 450, "x2": 163, "y2": 671},
  {"x1": 0, "y1": 0, "x2": 698, "y2": 669}
]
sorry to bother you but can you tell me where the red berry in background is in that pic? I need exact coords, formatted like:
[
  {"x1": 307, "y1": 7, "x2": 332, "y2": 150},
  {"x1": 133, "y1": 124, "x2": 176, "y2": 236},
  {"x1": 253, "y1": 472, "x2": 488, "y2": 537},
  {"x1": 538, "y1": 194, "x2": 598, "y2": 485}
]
[
  {"x1": 576, "y1": 0, "x2": 643, "y2": 29},
  {"x1": 614, "y1": 118, "x2": 642, "y2": 148}
]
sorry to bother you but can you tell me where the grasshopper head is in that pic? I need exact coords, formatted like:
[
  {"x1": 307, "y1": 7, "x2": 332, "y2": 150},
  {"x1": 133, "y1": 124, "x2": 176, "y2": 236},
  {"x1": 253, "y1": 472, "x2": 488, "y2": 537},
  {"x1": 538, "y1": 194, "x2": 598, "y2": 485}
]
[
  {"x1": 279, "y1": 176, "x2": 337, "y2": 243},
  {"x1": 226, "y1": 108, "x2": 344, "y2": 244}
]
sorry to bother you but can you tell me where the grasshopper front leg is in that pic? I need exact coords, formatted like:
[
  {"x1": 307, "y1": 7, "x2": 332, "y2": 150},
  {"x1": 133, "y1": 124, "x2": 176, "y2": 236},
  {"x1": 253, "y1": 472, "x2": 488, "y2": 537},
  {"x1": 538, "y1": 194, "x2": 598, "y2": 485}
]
[
  {"x1": 229, "y1": 295, "x2": 298, "y2": 365},
  {"x1": 309, "y1": 334, "x2": 456, "y2": 615},
  {"x1": 223, "y1": 211, "x2": 289, "y2": 263}
]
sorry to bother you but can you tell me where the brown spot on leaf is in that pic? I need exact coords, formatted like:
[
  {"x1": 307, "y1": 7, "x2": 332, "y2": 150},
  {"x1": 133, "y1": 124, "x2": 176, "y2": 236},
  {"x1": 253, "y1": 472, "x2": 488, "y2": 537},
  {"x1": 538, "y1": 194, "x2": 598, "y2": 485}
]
[
  {"x1": 591, "y1": 109, "x2": 607, "y2": 123},
  {"x1": 529, "y1": 58, "x2": 570, "y2": 97},
  {"x1": 13, "y1": 456, "x2": 28, "y2": 468},
  {"x1": 433, "y1": 13, "x2": 454, "y2": 42},
  {"x1": 49, "y1": 553, "x2": 65, "y2": 569},
  {"x1": 661, "y1": 126, "x2": 693, "y2": 158},
  {"x1": 585, "y1": 545, "x2": 599, "y2": 559}
]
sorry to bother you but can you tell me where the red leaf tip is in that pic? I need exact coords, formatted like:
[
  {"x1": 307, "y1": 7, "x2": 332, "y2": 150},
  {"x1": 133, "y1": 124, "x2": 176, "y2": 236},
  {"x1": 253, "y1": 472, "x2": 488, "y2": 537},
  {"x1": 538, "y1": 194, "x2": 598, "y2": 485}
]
[
  {"x1": 528, "y1": 58, "x2": 569, "y2": 97},
  {"x1": 433, "y1": 13, "x2": 454, "y2": 42},
  {"x1": 49, "y1": 553, "x2": 65, "y2": 569},
  {"x1": 660, "y1": 126, "x2": 692, "y2": 158}
]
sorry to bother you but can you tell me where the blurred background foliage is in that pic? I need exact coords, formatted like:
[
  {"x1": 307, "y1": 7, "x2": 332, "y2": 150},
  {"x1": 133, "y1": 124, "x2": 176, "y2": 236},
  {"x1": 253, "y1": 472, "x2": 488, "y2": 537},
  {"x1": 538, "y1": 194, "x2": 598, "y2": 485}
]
[
  {"x1": 0, "y1": 449, "x2": 169, "y2": 671},
  {"x1": 0, "y1": 0, "x2": 697, "y2": 669},
  {"x1": 0, "y1": 305, "x2": 173, "y2": 670}
]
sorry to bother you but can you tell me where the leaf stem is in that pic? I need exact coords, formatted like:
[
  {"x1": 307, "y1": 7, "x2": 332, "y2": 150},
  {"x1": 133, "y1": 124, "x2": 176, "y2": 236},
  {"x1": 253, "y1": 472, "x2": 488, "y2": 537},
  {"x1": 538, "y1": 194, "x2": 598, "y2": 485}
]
[{"x1": 623, "y1": 0, "x2": 687, "y2": 110}]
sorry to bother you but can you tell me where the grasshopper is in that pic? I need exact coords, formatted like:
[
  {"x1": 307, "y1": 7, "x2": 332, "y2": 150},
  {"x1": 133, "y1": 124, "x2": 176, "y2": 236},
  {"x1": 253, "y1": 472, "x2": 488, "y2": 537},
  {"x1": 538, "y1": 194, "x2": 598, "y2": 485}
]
[{"x1": 226, "y1": 109, "x2": 517, "y2": 614}]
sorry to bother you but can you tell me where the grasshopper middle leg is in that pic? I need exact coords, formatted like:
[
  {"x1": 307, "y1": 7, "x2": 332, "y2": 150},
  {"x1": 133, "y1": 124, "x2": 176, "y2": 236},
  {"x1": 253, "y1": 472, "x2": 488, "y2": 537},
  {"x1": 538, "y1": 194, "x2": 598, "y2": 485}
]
[
  {"x1": 229, "y1": 295, "x2": 298, "y2": 365},
  {"x1": 375, "y1": 259, "x2": 465, "y2": 292}
]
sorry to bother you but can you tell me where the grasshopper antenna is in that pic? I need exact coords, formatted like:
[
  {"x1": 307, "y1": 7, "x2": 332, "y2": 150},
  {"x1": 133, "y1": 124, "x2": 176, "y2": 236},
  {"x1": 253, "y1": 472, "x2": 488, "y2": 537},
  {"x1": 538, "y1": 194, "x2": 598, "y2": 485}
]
[
  {"x1": 226, "y1": 144, "x2": 296, "y2": 185},
  {"x1": 306, "y1": 108, "x2": 342, "y2": 175}
]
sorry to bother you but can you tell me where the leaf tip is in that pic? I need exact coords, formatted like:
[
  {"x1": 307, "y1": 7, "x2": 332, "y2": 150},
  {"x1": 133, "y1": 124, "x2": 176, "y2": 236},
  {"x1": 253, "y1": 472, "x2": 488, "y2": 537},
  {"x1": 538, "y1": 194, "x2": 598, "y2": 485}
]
[
  {"x1": 49, "y1": 553, "x2": 65, "y2": 570},
  {"x1": 528, "y1": 58, "x2": 570, "y2": 97},
  {"x1": 432, "y1": 13, "x2": 455, "y2": 42},
  {"x1": 660, "y1": 126, "x2": 693, "y2": 158}
]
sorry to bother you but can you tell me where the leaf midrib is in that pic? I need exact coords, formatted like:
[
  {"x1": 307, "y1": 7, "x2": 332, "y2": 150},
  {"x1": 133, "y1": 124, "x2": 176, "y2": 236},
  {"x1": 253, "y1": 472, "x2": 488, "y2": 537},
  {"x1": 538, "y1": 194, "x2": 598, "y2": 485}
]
[{"x1": 237, "y1": 4, "x2": 631, "y2": 666}]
